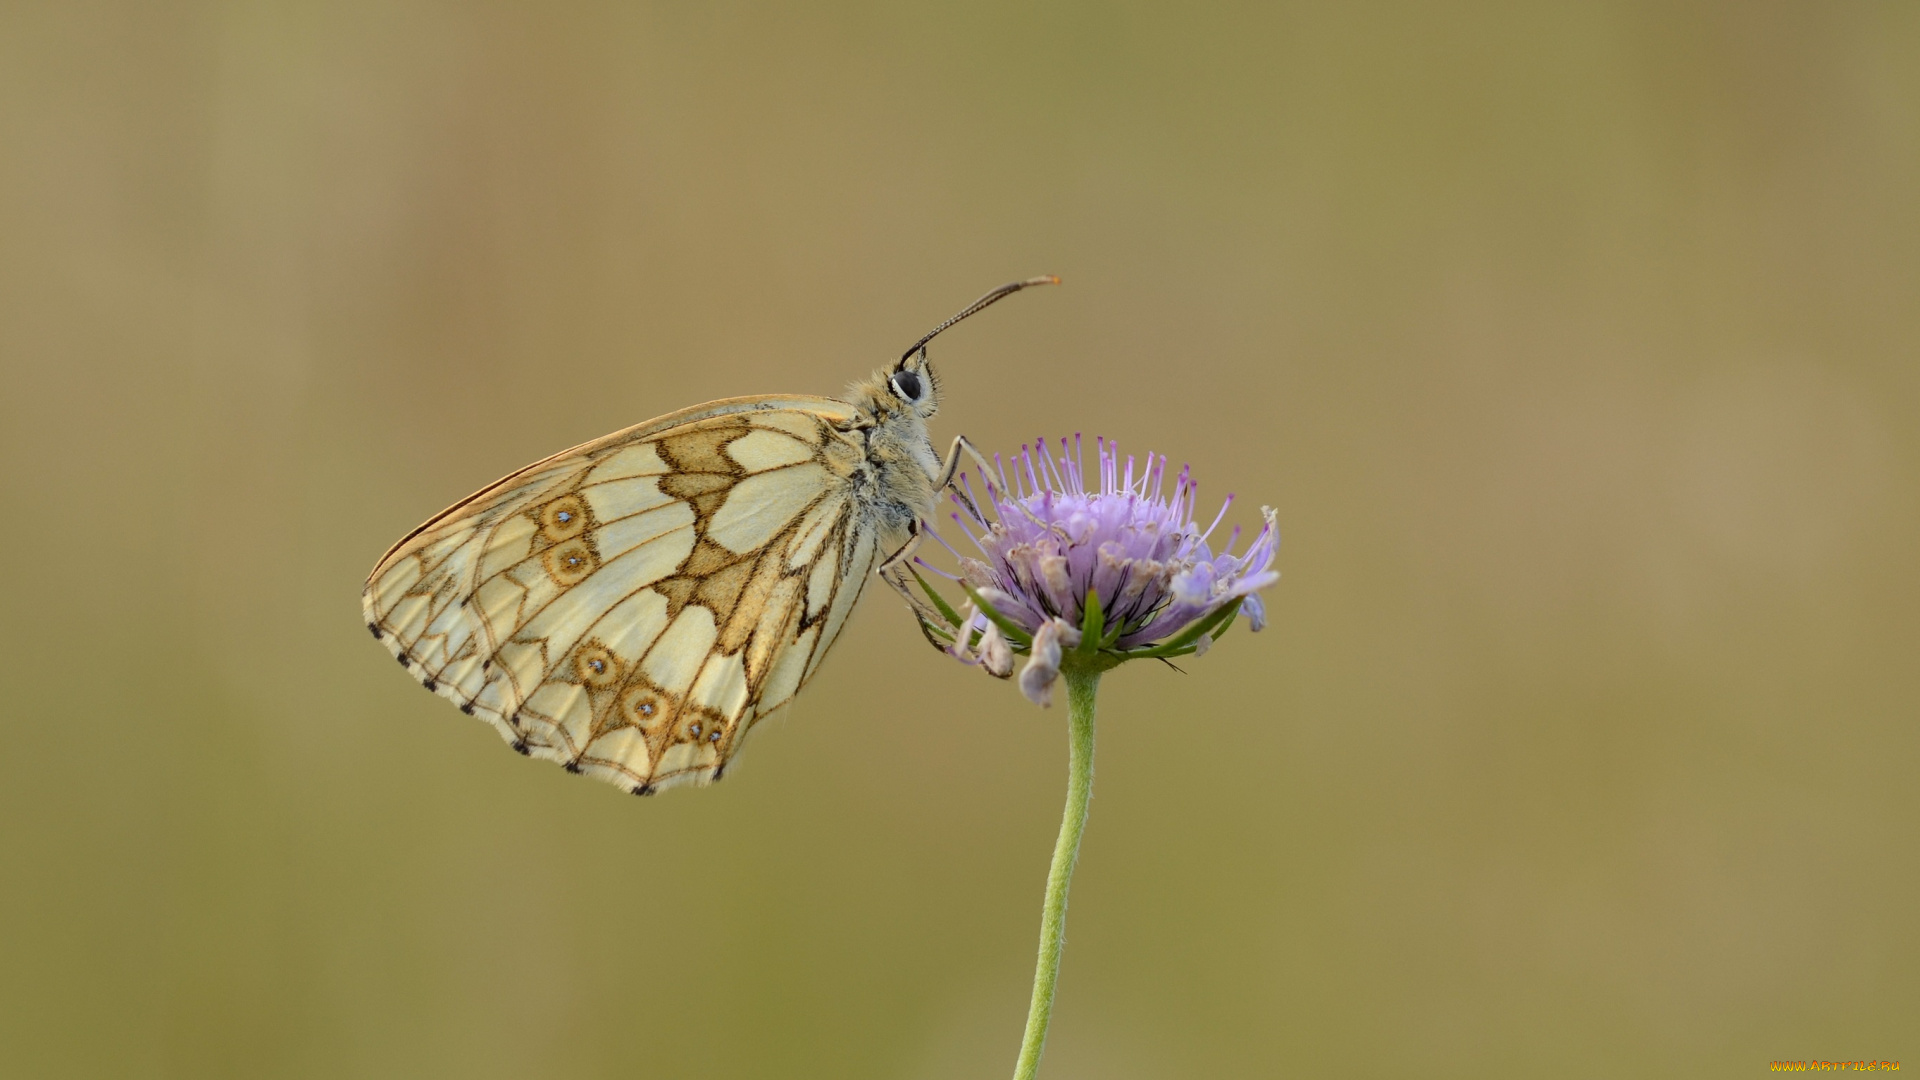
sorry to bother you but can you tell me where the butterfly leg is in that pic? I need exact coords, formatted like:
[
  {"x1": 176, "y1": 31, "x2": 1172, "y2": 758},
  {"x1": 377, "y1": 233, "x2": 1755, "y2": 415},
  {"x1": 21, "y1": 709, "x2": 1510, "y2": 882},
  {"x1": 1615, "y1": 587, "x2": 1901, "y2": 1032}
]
[
  {"x1": 884, "y1": 433, "x2": 998, "y2": 590},
  {"x1": 877, "y1": 518, "x2": 947, "y2": 626},
  {"x1": 930, "y1": 434, "x2": 999, "y2": 523},
  {"x1": 880, "y1": 435, "x2": 1002, "y2": 639}
]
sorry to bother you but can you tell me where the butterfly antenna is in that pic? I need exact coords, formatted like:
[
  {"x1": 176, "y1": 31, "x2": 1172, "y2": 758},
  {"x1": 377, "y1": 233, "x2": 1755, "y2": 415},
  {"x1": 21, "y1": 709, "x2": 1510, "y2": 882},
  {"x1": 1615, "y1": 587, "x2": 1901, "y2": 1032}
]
[{"x1": 898, "y1": 275, "x2": 1060, "y2": 367}]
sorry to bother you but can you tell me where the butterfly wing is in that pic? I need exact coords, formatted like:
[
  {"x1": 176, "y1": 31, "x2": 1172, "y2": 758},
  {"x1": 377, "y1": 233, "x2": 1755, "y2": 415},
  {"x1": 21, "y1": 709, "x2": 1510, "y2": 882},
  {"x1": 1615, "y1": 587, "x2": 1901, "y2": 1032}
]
[{"x1": 364, "y1": 395, "x2": 887, "y2": 795}]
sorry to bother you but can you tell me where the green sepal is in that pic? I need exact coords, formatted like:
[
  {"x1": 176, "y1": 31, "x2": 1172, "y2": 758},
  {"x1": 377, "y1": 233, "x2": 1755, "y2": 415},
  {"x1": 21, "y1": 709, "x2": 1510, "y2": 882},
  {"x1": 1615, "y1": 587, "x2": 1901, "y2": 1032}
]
[
  {"x1": 910, "y1": 566, "x2": 967, "y2": 631},
  {"x1": 1116, "y1": 598, "x2": 1241, "y2": 660},
  {"x1": 1207, "y1": 607, "x2": 1237, "y2": 646},
  {"x1": 962, "y1": 584, "x2": 1034, "y2": 648},
  {"x1": 1076, "y1": 589, "x2": 1103, "y2": 658},
  {"x1": 914, "y1": 614, "x2": 957, "y2": 652}
]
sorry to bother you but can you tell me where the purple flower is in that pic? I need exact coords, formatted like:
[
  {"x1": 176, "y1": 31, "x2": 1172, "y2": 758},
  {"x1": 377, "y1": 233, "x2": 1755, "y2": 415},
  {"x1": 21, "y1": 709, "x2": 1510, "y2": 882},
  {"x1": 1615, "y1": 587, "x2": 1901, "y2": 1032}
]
[{"x1": 893, "y1": 436, "x2": 1280, "y2": 706}]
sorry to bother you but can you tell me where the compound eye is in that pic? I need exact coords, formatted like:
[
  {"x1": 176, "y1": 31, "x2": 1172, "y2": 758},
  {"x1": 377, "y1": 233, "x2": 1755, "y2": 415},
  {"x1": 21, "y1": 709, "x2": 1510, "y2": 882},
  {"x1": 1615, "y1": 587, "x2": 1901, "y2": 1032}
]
[{"x1": 891, "y1": 370, "x2": 922, "y2": 402}]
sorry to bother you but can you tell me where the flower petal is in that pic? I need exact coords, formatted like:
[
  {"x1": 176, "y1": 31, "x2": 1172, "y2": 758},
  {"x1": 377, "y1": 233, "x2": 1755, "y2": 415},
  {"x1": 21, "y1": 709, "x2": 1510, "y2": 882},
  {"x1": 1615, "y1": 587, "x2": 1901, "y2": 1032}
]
[
  {"x1": 916, "y1": 437, "x2": 1280, "y2": 670},
  {"x1": 1019, "y1": 625, "x2": 1063, "y2": 707},
  {"x1": 1017, "y1": 617, "x2": 1082, "y2": 707},
  {"x1": 946, "y1": 602, "x2": 981, "y2": 662},
  {"x1": 979, "y1": 619, "x2": 1014, "y2": 678},
  {"x1": 1242, "y1": 593, "x2": 1268, "y2": 632},
  {"x1": 958, "y1": 557, "x2": 997, "y2": 590}
]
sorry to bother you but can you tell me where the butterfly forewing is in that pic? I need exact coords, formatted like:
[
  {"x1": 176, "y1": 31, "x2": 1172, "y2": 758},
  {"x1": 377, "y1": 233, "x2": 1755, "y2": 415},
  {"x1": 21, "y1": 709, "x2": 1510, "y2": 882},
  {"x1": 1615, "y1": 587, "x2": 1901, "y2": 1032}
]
[{"x1": 364, "y1": 396, "x2": 880, "y2": 795}]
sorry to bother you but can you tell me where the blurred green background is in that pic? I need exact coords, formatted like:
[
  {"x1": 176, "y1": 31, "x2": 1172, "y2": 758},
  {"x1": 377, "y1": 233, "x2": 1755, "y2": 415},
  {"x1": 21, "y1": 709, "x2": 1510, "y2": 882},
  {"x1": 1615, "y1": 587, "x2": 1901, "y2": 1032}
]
[{"x1": 2, "y1": 3, "x2": 1915, "y2": 1077}]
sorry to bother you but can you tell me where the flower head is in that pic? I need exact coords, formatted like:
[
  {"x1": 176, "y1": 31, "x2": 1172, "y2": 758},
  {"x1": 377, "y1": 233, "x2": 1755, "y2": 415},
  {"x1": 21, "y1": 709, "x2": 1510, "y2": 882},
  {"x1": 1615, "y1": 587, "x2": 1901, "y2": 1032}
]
[{"x1": 893, "y1": 436, "x2": 1279, "y2": 706}]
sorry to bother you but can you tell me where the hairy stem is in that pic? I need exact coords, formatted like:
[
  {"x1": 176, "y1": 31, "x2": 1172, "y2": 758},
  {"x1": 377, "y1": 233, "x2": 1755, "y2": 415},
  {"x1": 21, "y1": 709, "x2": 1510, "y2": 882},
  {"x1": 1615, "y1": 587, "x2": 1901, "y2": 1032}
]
[{"x1": 1012, "y1": 666, "x2": 1100, "y2": 1080}]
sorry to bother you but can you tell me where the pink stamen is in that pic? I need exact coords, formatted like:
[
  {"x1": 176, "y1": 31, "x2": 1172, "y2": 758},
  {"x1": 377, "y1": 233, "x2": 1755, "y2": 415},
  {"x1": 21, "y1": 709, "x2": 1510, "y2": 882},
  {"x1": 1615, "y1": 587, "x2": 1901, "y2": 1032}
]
[
  {"x1": 925, "y1": 522, "x2": 966, "y2": 560},
  {"x1": 912, "y1": 557, "x2": 960, "y2": 580},
  {"x1": 1200, "y1": 493, "x2": 1235, "y2": 543}
]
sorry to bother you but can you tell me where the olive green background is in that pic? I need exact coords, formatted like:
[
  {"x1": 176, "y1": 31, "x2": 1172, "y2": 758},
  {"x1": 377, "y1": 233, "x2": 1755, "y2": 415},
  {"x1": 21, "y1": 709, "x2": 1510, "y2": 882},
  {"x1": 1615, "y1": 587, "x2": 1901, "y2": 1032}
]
[{"x1": 2, "y1": 3, "x2": 1914, "y2": 1077}]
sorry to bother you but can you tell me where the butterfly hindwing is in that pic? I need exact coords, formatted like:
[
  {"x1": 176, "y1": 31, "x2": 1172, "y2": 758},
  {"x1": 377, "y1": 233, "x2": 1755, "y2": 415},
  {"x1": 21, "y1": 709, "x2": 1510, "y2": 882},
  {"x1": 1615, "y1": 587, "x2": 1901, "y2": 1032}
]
[{"x1": 364, "y1": 396, "x2": 885, "y2": 794}]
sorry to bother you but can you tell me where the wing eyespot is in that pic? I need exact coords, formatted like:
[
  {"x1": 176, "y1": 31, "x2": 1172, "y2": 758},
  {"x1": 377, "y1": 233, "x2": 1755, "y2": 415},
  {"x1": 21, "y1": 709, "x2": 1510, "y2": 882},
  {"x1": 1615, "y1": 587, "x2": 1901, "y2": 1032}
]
[
  {"x1": 620, "y1": 684, "x2": 669, "y2": 730},
  {"x1": 364, "y1": 396, "x2": 884, "y2": 797},
  {"x1": 572, "y1": 643, "x2": 624, "y2": 689},
  {"x1": 543, "y1": 537, "x2": 599, "y2": 586},
  {"x1": 538, "y1": 494, "x2": 590, "y2": 542}
]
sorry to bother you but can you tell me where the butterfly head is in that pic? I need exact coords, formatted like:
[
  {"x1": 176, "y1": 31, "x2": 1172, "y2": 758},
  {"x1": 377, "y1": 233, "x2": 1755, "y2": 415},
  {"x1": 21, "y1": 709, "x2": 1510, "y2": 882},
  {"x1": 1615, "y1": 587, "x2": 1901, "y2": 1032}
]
[
  {"x1": 848, "y1": 350, "x2": 939, "y2": 434},
  {"x1": 886, "y1": 347, "x2": 940, "y2": 419},
  {"x1": 858, "y1": 275, "x2": 1060, "y2": 427}
]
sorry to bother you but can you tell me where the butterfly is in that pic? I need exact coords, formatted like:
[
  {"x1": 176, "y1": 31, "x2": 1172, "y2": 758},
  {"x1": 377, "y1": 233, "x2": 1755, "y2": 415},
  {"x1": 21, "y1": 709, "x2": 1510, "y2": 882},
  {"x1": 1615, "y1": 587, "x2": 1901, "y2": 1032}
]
[{"x1": 363, "y1": 277, "x2": 1057, "y2": 796}]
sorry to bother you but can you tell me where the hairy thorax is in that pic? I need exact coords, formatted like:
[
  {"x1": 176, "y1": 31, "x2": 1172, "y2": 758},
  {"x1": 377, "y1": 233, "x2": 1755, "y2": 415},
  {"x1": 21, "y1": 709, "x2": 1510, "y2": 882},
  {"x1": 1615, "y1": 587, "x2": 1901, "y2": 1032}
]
[{"x1": 840, "y1": 382, "x2": 940, "y2": 539}]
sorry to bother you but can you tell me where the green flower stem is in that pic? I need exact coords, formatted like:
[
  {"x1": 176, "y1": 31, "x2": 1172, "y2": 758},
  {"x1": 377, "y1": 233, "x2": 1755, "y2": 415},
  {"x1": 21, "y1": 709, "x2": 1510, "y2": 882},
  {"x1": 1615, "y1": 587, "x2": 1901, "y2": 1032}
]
[{"x1": 1012, "y1": 664, "x2": 1102, "y2": 1080}]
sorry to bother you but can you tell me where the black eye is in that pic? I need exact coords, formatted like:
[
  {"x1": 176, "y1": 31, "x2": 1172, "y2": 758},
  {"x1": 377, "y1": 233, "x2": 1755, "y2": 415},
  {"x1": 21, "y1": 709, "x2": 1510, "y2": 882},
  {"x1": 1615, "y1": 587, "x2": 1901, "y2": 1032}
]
[{"x1": 891, "y1": 370, "x2": 922, "y2": 402}]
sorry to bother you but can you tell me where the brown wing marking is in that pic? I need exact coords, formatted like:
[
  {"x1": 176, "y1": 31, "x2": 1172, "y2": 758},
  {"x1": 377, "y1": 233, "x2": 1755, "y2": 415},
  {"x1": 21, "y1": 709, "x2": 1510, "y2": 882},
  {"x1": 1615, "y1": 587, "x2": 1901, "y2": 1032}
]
[
  {"x1": 364, "y1": 401, "x2": 882, "y2": 796},
  {"x1": 364, "y1": 394, "x2": 853, "y2": 578}
]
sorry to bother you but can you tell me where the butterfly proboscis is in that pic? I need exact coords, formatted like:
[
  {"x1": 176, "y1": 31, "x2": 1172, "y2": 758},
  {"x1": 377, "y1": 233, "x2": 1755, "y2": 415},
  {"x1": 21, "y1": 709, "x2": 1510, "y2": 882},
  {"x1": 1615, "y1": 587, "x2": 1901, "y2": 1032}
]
[{"x1": 363, "y1": 277, "x2": 1058, "y2": 795}]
